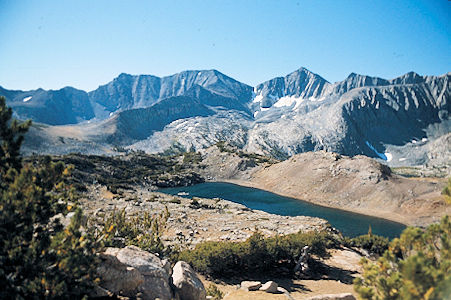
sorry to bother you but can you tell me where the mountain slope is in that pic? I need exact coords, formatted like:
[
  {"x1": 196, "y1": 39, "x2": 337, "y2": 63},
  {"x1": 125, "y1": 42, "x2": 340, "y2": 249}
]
[
  {"x1": 102, "y1": 95, "x2": 215, "y2": 144},
  {"x1": 245, "y1": 72, "x2": 450, "y2": 164},
  {"x1": 2, "y1": 67, "x2": 449, "y2": 170},
  {"x1": 2, "y1": 69, "x2": 253, "y2": 124},
  {"x1": 0, "y1": 86, "x2": 94, "y2": 125},
  {"x1": 89, "y1": 69, "x2": 253, "y2": 118}
]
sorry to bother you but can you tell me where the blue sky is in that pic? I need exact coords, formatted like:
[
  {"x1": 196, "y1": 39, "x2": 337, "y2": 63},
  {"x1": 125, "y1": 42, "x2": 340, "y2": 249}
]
[{"x1": 0, "y1": 0, "x2": 449, "y2": 91}]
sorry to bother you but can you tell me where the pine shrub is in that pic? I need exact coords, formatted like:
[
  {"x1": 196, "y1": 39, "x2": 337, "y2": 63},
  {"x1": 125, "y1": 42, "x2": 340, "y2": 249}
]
[
  {"x1": 354, "y1": 216, "x2": 451, "y2": 299},
  {"x1": 0, "y1": 96, "x2": 100, "y2": 298}
]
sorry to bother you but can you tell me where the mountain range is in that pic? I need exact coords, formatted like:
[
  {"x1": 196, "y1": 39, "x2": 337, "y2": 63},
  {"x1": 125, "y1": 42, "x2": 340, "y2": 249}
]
[{"x1": 1, "y1": 67, "x2": 449, "y2": 169}]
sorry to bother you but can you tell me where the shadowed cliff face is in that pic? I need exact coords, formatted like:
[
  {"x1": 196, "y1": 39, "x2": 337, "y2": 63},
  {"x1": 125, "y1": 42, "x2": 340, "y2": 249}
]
[
  {"x1": 0, "y1": 86, "x2": 94, "y2": 125},
  {"x1": 88, "y1": 69, "x2": 253, "y2": 119}
]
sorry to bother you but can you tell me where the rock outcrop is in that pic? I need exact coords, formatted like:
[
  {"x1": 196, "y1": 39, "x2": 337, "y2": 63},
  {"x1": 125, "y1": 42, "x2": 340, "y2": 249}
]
[
  {"x1": 240, "y1": 281, "x2": 262, "y2": 291},
  {"x1": 96, "y1": 252, "x2": 144, "y2": 297},
  {"x1": 259, "y1": 281, "x2": 278, "y2": 293},
  {"x1": 97, "y1": 246, "x2": 172, "y2": 300},
  {"x1": 172, "y1": 261, "x2": 206, "y2": 300},
  {"x1": 95, "y1": 247, "x2": 208, "y2": 300}
]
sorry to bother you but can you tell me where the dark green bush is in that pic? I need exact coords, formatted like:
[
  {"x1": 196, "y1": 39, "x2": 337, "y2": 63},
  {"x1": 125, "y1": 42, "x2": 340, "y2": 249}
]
[
  {"x1": 345, "y1": 233, "x2": 390, "y2": 256},
  {"x1": 177, "y1": 230, "x2": 334, "y2": 278},
  {"x1": 183, "y1": 151, "x2": 202, "y2": 164}
]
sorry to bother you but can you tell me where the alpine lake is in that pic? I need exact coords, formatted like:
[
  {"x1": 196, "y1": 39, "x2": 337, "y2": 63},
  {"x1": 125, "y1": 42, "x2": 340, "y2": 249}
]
[{"x1": 159, "y1": 182, "x2": 406, "y2": 239}]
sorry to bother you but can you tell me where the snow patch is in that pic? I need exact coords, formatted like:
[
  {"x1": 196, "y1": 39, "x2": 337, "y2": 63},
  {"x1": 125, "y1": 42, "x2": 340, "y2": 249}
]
[
  {"x1": 23, "y1": 96, "x2": 32, "y2": 102},
  {"x1": 399, "y1": 158, "x2": 407, "y2": 162},
  {"x1": 273, "y1": 95, "x2": 303, "y2": 108},
  {"x1": 109, "y1": 112, "x2": 114, "y2": 117},
  {"x1": 421, "y1": 138, "x2": 428, "y2": 142},
  {"x1": 310, "y1": 96, "x2": 327, "y2": 102},
  {"x1": 252, "y1": 93, "x2": 263, "y2": 103},
  {"x1": 385, "y1": 152, "x2": 393, "y2": 162},
  {"x1": 365, "y1": 141, "x2": 392, "y2": 161},
  {"x1": 198, "y1": 72, "x2": 202, "y2": 76},
  {"x1": 175, "y1": 120, "x2": 188, "y2": 129}
]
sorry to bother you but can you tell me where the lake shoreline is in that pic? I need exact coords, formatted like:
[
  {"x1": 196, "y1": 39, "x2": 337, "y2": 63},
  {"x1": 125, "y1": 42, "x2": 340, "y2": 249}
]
[
  {"x1": 161, "y1": 181, "x2": 406, "y2": 238},
  {"x1": 221, "y1": 178, "x2": 412, "y2": 227}
]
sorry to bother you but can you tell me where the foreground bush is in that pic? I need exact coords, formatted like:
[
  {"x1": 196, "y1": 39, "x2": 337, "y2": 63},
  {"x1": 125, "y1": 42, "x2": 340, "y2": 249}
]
[
  {"x1": 354, "y1": 216, "x2": 451, "y2": 299},
  {"x1": 0, "y1": 97, "x2": 100, "y2": 298},
  {"x1": 177, "y1": 230, "x2": 336, "y2": 278},
  {"x1": 100, "y1": 206, "x2": 170, "y2": 256}
]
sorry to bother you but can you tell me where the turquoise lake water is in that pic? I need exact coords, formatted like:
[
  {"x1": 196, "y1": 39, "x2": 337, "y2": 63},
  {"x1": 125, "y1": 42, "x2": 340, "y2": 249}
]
[{"x1": 159, "y1": 182, "x2": 406, "y2": 239}]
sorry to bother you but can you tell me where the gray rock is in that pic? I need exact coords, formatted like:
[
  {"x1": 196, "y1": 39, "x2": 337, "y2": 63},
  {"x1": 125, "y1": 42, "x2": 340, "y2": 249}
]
[
  {"x1": 106, "y1": 246, "x2": 172, "y2": 300},
  {"x1": 96, "y1": 251, "x2": 144, "y2": 297},
  {"x1": 172, "y1": 261, "x2": 206, "y2": 300},
  {"x1": 306, "y1": 293, "x2": 356, "y2": 300},
  {"x1": 259, "y1": 281, "x2": 278, "y2": 293},
  {"x1": 240, "y1": 281, "x2": 262, "y2": 291},
  {"x1": 161, "y1": 258, "x2": 172, "y2": 277}
]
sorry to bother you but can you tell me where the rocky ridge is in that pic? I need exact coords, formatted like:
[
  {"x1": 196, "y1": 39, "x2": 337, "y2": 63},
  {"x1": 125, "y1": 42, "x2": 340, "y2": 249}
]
[{"x1": 2, "y1": 68, "x2": 448, "y2": 171}]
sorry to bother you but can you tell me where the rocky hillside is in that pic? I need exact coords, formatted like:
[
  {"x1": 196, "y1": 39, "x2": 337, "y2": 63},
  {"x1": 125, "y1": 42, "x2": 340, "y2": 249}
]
[{"x1": 232, "y1": 151, "x2": 449, "y2": 227}]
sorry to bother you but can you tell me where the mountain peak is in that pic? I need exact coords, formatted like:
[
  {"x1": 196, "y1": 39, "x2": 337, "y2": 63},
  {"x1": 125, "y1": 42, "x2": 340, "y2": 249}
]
[
  {"x1": 292, "y1": 66, "x2": 321, "y2": 76},
  {"x1": 390, "y1": 71, "x2": 424, "y2": 85},
  {"x1": 117, "y1": 72, "x2": 132, "y2": 78}
]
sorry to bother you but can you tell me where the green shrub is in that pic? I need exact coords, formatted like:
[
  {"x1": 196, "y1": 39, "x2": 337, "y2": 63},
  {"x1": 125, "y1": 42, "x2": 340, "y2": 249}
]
[
  {"x1": 346, "y1": 233, "x2": 389, "y2": 256},
  {"x1": 177, "y1": 230, "x2": 334, "y2": 278},
  {"x1": 100, "y1": 206, "x2": 170, "y2": 256},
  {"x1": 0, "y1": 96, "x2": 100, "y2": 298},
  {"x1": 206, "y1": 283, "x2": 224, "y2": 300},
  {"x1": 354, "y1": 216, "x2": 451, "y2": 299},
  {"x1": 170, "y1": 197, "x2": 181, "y2": 204},
  {"x1": 183, "y1": 151, "x2": 202, "y2": 164},
  {"x1": 215, "y1": 141, "x2": 229, "y2": 153}
]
